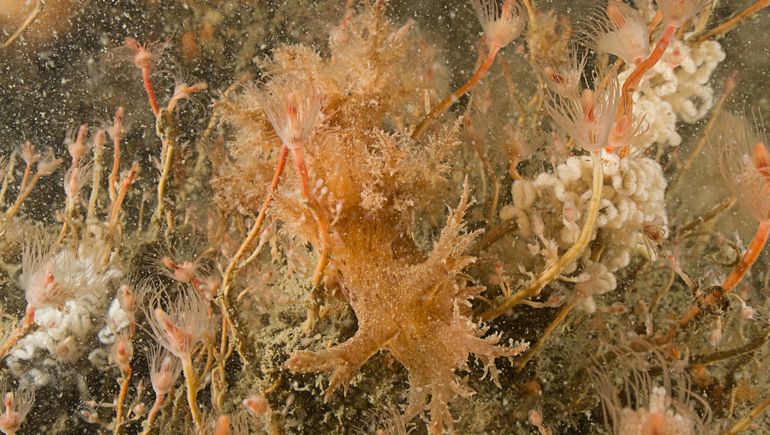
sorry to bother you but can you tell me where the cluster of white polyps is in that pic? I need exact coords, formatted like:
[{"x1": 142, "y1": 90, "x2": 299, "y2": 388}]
[
  {"x1": 624, "y1": 39, "x2": 725, "y2": 151},
  {"x1": 500, "y1": 153, "x2": 668, "y2": 312},
  {"x1": 96, "y1": 297, "x2": 131, "y2": 346},
  {"x1": 8, "y1": 245, "x2": 121, "y2": 387}
]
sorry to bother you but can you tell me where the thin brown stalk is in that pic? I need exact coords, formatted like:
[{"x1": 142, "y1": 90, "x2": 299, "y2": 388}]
[
  {"x1": 1, "y1": 0, "x2": 42, "y2": 49},
  {"x1": 464, "y1": 118, "x2": 500, "y2": 222},
  {"x1": 14, "y1": 155, "x2": 33, "y2": 204},
  {"x1": 516, "y1": 298, "x2": 579, "y2": 369},
  {"x1": 722, "y1": 393, "x2": 770, "y2": 434},
  {"x1": 87, "y1": 132, "x2": 106, "y2": 222},
  {"x1": 0, "y1": 151, "x2": 17, "y2": 207},
  {"x1": 470, "y1": 219, "x2": 518, "y2": 255},
  {"x1": 674, "y1": 196, "x2": 737, "y2": 238},
  {"x1": 521, "y1": 0, "x2": 537, "y2": 28},
  {"x1": 692, "y1": 328, "x2": 770, "y2": 365},
  {"x1": 181, "y1": 355, "x2": 202, "y2": 430},
  {"x1": 6, "y1": 170, "x2": 48, "y2": 218},
  {"x1": 109, "y1": 107, "x2": 125, "y2": 203},
  {"x1": 151, "y1": 112, "x2": 176, "y2": 233},
  {"x1": 697, "y1": 0, "x2": 770, "y2": 43}
]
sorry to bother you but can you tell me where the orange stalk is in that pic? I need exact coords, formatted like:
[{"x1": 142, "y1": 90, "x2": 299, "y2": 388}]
[
  {"x1": 619, "y1": 25, "x2": 677, "y2": 117},
  {"x1": 222, "y1": 145, "x2": 288, "y2": 292},
  {"x1": 141, "y1": 394, "x2": 164, "y2": 435},
  {"x1": 722, "y1": 219, "x2": 770, "y2": 292},
  {"x1": 0, "y1": 306, "x2": 35, "y2": 360},
  {"x1": 290, "y1": 147, "x2": 312, "y2": 200},
  {"x1": 108, "y1": 162, "x2": 139, "y2": 238},
  {"x1": 412, "y1": 46, "x2": 500, "y2": 139},
  {"x1": 125, "y1": 39, "x2": 159, "y2": 118},
  {"x1": 679, "y1": 219, "x2": 770, "y2": 328},
  {"x1": 290, "y1": 147, "x2": 332, "y2": 287},
  {"x1": 114, "y1": 367, "x2": 132, "y2": 434},
  {"x1": 0, "y1": 326, "x2": 24, "y2": 360},
  {"x1": 271, "y1": 146, "x2": 290, "y2": 191},
  {"x1": 142, "y1": 67, "x2": 160, "y2": 118},
  {"x1": 218, "y1": 146, "x2": 289, "y2": 351},
  {"x1": 648, "y1": 10, "x2": 663, "y2": 33}
]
